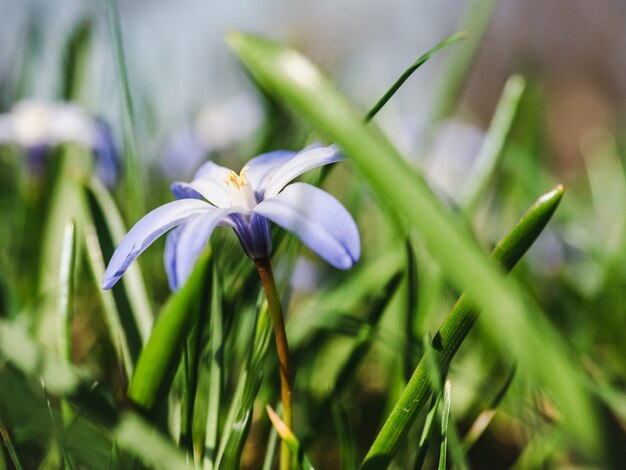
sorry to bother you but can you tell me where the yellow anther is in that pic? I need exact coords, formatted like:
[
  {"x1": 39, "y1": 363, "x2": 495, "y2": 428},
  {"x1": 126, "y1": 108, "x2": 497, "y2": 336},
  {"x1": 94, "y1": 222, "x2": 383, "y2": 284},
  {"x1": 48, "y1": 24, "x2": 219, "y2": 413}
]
[{"x1": 224, "y1": 167, "x2": 250, "y2": 189}]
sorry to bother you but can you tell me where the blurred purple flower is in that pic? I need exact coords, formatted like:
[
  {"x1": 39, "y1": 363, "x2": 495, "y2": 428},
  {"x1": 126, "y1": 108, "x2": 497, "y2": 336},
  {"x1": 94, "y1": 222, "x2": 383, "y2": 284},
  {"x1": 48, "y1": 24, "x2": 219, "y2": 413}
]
[
  {"x1": 103, "y1": 144, "x2": 360, "y2": 291},
  {"x1": 161, "y1": 95, "x2": 262, "y2": 180},
  {"x1": 0, "y1": 99, "x2": 118, "y2": 186}
]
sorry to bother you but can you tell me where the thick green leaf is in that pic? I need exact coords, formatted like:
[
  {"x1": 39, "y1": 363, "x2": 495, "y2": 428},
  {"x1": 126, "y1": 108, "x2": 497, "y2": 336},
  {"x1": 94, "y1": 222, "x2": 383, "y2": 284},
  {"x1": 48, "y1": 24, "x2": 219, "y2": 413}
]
[{"x1": 128, "y1": 252, "x2": 211, "y2": 418}]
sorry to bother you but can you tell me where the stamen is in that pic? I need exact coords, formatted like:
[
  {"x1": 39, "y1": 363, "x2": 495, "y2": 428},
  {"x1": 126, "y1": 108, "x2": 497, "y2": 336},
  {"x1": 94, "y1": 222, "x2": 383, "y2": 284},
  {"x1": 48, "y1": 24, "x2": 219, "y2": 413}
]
[{"x1": 224, "y1": 167, "x2": 250, "y2": 189}]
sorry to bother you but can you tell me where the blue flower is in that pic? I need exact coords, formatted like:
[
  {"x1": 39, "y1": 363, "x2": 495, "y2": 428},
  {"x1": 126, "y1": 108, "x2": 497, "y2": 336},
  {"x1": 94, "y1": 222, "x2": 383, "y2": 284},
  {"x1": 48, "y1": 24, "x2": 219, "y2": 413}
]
[
  {"x1": 102, "y1": 144, "x2": 360, "y2": 291},
  {"x1": 0, "y1": 99, "x2": 119, "y2": 186}
]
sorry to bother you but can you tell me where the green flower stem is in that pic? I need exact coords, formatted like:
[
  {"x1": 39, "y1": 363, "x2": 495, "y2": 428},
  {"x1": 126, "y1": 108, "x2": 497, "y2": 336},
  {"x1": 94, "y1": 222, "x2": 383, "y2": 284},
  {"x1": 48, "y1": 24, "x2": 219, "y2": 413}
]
[
  {"x1": 254, "y1": 256, "x2": 293, "y2": 470},
  {"x1": 360, "y1": 185, "x2": 565, "y2": 469}
]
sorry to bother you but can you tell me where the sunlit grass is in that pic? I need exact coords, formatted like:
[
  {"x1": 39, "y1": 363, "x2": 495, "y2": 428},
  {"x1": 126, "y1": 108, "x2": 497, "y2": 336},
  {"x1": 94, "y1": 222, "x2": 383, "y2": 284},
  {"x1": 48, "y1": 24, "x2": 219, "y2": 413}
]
[{"x1": 0, "y1": 4, "x2": 625, "y2": 470}]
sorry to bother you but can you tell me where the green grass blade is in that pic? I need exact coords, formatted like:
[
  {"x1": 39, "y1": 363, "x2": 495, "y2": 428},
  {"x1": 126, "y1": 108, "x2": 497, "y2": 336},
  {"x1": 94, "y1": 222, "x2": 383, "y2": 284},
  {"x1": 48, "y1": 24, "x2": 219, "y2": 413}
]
[
  {"x1": 0, "y1": 320, "x2": 118, "y2": 427},
  {"x1": 57, "y1": 222, "x2": 77, "y2": 366},
  {"x1": 83, "y1": 176, "x2": 153, "y2": 347},
  {"x1": 461, "y1": 75, "x2": 526, "y2": 215},
  {"x1": 412, "y1": 396, "x2": 440, "y2": 470},
  {"x1": 128, "y1": 252, "x2": 211, "y2": 418},
  {"x1": 57, "y1": 221, "x2": 78, "y2": 427},
  {"x1": 105, "y1": 0, "x2": 144, "y2": 219},
  {"x1": 83, "y1": 223, "x2": 134, "y2": 378},
  {"x1": 266, "y1": 406, "x2": 316, "y2": 470},
  {"x1": 462, "y1": 365, "x2": 516, "y2": 451},
  {"x1": 215, "y1": 301, "x2": 273, "y2": 469},
  {"x1": 35, "y1": 146, "x2": 90, "y2": 349},
  {"x1": 0, "y1": 321, "x2": 193, "y2": 469},
  {"x1": 115, "y1": 413, "x2": 194, "y2": 470},
  {"x1": 331, "y1": 400, "x2": 357, "y2": 470},
  {"x1": 438, "y1": 380, "x2": 451, "y2": 470},
  {"x1": 261, "y1": 424, "x2": 279, "y2": 470},
  {"x1": 59, "y1": 19, "x2": 91, "y2": 101},
  {"x1": 364, "y1": 31, "x2": 467, "y2": 123},
  {"x1": 360, "y1": 186, "x2": 566, "y2": 468},
  {"x1": 0, "y1": 418, "x2": 23, "y2": 470},
  {"x1": 202, "y1": 268, "x2": 224, "y2": 470},
  {"x1": 429, "y1": 0, "x2": 499, "y2": 124},
  {"x1": 227, "y1": 34, "x2": 598, "y2": 462}
]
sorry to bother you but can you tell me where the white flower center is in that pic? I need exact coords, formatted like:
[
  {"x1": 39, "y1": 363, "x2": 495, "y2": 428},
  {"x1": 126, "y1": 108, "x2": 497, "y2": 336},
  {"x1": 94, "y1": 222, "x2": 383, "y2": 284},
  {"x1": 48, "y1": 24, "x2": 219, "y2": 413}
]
[{"x1": 223, "y1": 166, "x2": 257, "y2": 210}]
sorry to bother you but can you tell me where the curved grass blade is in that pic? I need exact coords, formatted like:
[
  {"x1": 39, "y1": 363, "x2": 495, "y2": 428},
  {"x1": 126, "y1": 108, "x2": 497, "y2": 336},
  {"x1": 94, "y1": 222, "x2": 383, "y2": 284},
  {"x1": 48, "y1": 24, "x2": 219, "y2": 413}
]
[
  {"x1": 128, "y1": 252, "x2": 211, "y2": 418},
  {"x1": 83, "y1": 176, "x2": 153, "y2": 348},
  {"x1": 261, "y1": 424, "x2": 279, "y2": 470},
  {"x1": 83, "y1": 223, "x2": 133, "y2": 378},
  {"x1": 365, "y1": 31, "x2": 467, "y2": 123},
  {"x1": 462, "y1": 365, "x2": 517, "y2": 452},
  {"x1": 105, "y1": 0, "x2": 144, "y2": 219},
  {"x1": 60, "y1": 19, "x2": 91, "y2": 101},
  {"x1": 0, "y1": 321, "x2": 192, "y2": 469},
  {"x1": 429, "y1": 0, "x2": 500, "y2": 124},
  {"x1": 115, "y1": 413, "x2": 194, "y2": 470},
  {"x1": 461, "y1": 75, "x2": 526, "y2": 215},
  {"x1": 359, "y1": 186, "x2": 566, "y2": 468},
  {"x1": 0, "y1": 417, "x2": 23, "y2": 470},
  {"x1": 202, "y1": 267, "x2": 224, "y2": 470},
  {"x1": 331, "y1": 400, "x2": 356, "y2": 470},
  {"x1": 413, "y1": 395, "x2": 440, "y2": 470},
  {"x1": 35, "y1": 146, "x2": 90, "y2": 348},
  {"x1": 58, "y1": 221, "x2": 78, "y2": 427},
  {"x1": 57, "y1": 222, "x2": 77, "y2": 367},
  {"x1": 266, "y1": 406, "x2": 315, "y2": 470},
  {"x1": 227, "y1": 34, "x2": 598, "y2": 461},
  {"x1": 438, "y1": 380, "x2": 452, "y2": 470},
  {"x1": 215, "y1": 301, "x2": 272, "y2": 469}
]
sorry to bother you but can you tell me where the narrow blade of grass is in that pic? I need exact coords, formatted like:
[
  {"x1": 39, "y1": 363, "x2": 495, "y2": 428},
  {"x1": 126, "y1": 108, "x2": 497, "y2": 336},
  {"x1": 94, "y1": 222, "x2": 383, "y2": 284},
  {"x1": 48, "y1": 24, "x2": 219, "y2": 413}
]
[
  {"x1": 115, "y1": 413, "x2": 194, "y2": 470},
  {"x1": 128, "y1": 251, "x2": 211, "y2": 418},
  {"x1": 463, "y1": 365, "x2": 517, "y2": 451},
  {"x1": 413, "y1": 395, "x2": 440, "y2": 470},
  {"x1": 0, "y1": 417, "x2": 23, "y2": 470},
  {"x1": 57, "y1": 221, "x2": 78, "y2": 427},
  {"x1": 83, "y1": 223, "x2": 133, "y2": 378},
  {"x1": 429, "y1": 0, "x2": 500, "y2": 124},
  {"x1": 84, "y1": 176, "x2": 153, "y2": 348},
  {"x1": 57, "y1": 222, "x2": 77, "y2": 366},
  {"x1": 59, "y1": 19, "x2": 91, "y2": 101},
  {"x1": 331, "y1": 399, "x2": 357, "y2": 470},
  {"x1": 461, "y1": 75, "x2": 526, "y2": 215},
  {"x1": 438, "y1": 380, "x2": 452, "y2": 470},
  {"x1": 365, "y1": 31, "x2": 467, "y2": 123},
  {"x1": 215, "y1": 301, "x2": 273, "y2": 469},
  {"x1": 266, "y1": 405, "x2": 316, "y2": 470},
  {"x1": 105, "y1": 0, "x2": 144, "y2": 219},
  {"x1": 202, "y1": 267, "x2": 224, "y2": 470}
]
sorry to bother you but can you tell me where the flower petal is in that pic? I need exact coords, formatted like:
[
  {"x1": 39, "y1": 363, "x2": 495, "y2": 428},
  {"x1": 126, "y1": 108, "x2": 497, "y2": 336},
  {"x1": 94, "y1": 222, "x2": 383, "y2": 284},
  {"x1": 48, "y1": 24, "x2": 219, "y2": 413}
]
[
  {"x1": 102, "y1": 199, "x2": 213, "y2": 289},
  {"x1": 254, "y1": 182, "x2": 359, "y2": 269},
  {"x1": 193, "y1": 160, "x2": 231, "y2": 181},
  {"x1": 171, "y1": 179, "x2": 231, "y2": 208},
  {"x1": 262, "y1": 145, "x2": 342, "y2": 199},
  {"x1": 174, "y1": 208, "x2": 234, "y2": 287},
  {"x1": 164, "y1": 226, "x2": 183, "y2": 291},
  {"x1": 243, "y1": 150, "x2": 297, "y2": 192}
]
